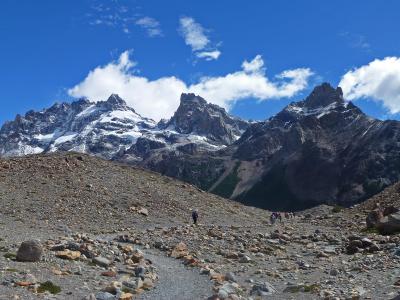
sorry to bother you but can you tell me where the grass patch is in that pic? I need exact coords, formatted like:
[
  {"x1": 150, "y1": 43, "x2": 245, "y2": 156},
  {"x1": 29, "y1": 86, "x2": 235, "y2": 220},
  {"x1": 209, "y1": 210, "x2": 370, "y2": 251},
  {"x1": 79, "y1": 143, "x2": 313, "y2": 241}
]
[
  {"x1": 37, "y1": 281, "x2": 61, "y2": 294},
  {"x1": 3, "y1": 252, "x2": 16, "y2": 260},
  {"x1": 212, "y1": 162, "x2": 241, "y2": 198},
  {"x1": 303, "y1": 284, "x2": 320, "y2": 293},
  {"x1": 361, "y1": 227, "x2": 379, "y2": 234},
  {"x1": 331, "y1": 205, "x2": 344, "y2": 213},
  {"x1": 285, "y1": 283, "x2": 320, "y2": 293},
  {"x1": 5, "y1": 268, "x2": 19, "y2": 272},
  {"x1": 0, "y1": 246, "x2": 9, "y2": 252}
]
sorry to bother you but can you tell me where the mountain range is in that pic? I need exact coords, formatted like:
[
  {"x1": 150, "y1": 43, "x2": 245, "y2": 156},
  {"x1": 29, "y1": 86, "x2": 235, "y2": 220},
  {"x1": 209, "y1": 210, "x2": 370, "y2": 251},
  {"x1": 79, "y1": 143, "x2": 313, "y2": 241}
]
[{"x1": 1, "y1": 83, "x2": 399, "y2": 210}]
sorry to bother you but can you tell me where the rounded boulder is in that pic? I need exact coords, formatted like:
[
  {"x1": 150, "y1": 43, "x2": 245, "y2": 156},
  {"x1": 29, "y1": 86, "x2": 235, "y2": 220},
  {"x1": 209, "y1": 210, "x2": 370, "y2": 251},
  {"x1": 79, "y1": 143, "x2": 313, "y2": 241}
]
[{"x1": 16, "y1": 240, "x2": 43, "y2": 262}]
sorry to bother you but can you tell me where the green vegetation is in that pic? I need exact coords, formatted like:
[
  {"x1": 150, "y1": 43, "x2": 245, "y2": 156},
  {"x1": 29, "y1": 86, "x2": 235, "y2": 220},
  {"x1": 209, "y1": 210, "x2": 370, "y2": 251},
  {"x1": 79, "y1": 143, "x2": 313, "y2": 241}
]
[
  {"x1": 3, "y1": 252, "x2": 16, "y2": 260},
  {"x1": 363, "y1": 180, "x2": 384, "y2": 198},
  {"x1": 303, "y1": 284, "x2": 320, "y2": 293},
  {"x1": 331, "y1": 205, "x2": 344, "y2": 213},
  {"x1": 237, "y1": 163, "x2": 306, "y2": 211},
  {"x1": 212, "y1": 162, "x2": 241, "y2": 198},
  {"x1": 37, "y1": 281, "x2": 61, "y2": 294},
  {"x1": 5, "y1": 268, "x2": 19, "y2": 272},
  {"x1": 286, "y1": 283, "x2": 320, "y2": 293}
]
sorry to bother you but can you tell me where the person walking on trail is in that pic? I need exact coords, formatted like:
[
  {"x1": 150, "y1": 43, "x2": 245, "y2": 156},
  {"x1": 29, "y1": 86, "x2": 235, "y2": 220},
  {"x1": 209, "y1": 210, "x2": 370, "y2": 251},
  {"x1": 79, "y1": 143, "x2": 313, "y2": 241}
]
[
  {"x1": 192, "y1": 209, "x2": 199, "y2": 225},
  {"x1": 270, "y1": 213, "x2": 276, "y2": 225}
]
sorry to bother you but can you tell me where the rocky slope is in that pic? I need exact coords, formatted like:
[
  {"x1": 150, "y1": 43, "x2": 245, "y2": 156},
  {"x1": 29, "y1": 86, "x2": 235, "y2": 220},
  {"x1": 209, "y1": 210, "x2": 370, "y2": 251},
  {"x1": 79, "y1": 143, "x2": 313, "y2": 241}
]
[{"x1": 1, "y1": 153, "x2": 400, "y2": 299}]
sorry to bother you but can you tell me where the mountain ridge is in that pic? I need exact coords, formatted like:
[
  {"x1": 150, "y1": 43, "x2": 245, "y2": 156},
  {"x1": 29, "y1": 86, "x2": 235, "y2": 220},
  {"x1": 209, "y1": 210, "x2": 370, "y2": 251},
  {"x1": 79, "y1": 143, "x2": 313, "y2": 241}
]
[{"x1": 1, "y1": 83, "x2": 400, "y2": 210}]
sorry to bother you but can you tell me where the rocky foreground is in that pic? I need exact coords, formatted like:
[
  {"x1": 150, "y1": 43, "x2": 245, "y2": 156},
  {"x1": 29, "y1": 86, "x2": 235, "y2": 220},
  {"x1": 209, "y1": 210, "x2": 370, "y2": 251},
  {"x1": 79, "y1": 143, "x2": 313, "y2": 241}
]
[{"x1": 1, "y1": 153, "x2": 400, "y2": 299}]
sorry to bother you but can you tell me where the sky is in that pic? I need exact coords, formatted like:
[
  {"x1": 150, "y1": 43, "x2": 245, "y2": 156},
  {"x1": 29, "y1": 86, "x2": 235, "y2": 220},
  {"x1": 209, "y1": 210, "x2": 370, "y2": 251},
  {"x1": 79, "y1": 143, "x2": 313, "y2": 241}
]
[{"x1": 1, "y1": 0, "x2": 400, "y2": 125}]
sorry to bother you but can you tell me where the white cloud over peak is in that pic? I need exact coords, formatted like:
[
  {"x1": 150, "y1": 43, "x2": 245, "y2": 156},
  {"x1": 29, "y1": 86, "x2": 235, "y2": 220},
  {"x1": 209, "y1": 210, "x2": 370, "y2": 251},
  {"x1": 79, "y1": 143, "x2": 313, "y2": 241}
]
[
  {"x1": 178, "y1": 17, "x2": 221, "y2": 61},
  {"x1": 339, "y1": 57, "x2": 400, "y2": 114},
  {"x1": 68, "y1": 51, "x2": 313, "y2": 121},
  {"x1": 135, "y1": 17, "x2": 163, "y2": 37},
  {"x1": 242, "y1": 55, "x2": 264, "y2": 73}
]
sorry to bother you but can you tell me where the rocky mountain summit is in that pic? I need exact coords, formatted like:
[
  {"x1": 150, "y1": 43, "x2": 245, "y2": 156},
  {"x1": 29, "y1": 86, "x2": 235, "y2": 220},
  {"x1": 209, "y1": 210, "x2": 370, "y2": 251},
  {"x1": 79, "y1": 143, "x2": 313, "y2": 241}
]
[
  {"x1": 0, "y1": 93, "x2": 248, "y2": 161},
  {"x1": 2, "y1": 83, "x2": 400, "y2": 210},
  {"x1": 162, "y1": 93, "x2": 249, "y2": 145},
  {"x1": 1, "y1": 153, "x2": 400, "y2": 299},
  {"x1": 145, "y1": 83, "x2": 400, "y2": 210}
]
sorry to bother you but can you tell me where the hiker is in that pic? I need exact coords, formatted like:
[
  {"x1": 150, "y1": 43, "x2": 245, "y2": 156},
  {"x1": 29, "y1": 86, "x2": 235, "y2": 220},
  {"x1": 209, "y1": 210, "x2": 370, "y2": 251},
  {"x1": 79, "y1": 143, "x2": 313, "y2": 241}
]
[
  {"x1": 192, "y1": 209, "x2": 199, "y2": 225},
  {"x1": 278, "y1": 212, "x2": 283, "y2": 223},
  {"x1": 270, "y1": 213, "x2": 276, "y2": 225}
]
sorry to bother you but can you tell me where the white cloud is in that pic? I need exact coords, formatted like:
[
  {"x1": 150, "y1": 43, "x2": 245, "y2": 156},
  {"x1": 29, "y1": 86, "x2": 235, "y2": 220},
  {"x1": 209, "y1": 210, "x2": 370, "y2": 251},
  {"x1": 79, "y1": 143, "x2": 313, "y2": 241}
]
[
  {"x1": 178, "y1": 17, "x2": 221, "y2": 61},
  {"x1": 179, "y1": 17, "x2": 209, "y2": 51},
  {"x1": 196, "y1": 50, "x2": 221, "y2": 61},
  {"x1": 339, "y1": 57, "x2": 400, "y2": 114},
  {"x1": 135, "y1": 17, "x2": 162, "y2": 37},
  {"x1": 68, "y1": 51, "x2": 313, "y2": 121},
  {"x1": 242, "y1": 55, "x2": 264, "y2": 73}
]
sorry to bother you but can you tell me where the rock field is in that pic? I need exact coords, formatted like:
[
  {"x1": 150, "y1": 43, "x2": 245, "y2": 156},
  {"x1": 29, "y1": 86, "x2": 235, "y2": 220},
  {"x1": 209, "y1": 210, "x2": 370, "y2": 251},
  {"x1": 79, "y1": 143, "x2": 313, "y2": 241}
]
[{"x1": 1, "y1": 153, "x2": 400, "y2": 299}]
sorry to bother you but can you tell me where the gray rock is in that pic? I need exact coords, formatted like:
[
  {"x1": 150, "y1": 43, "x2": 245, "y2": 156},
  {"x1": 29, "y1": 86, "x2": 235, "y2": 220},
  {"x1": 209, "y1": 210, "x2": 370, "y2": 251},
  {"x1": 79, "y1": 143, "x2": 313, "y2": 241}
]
[
  {"x1": 92, "y1": 256, "x2": 112, "y2": 268},
  {"x1": 95, "y1": 292, "x2": 115, "y2": 300},
  {"x1": 16, "y1": 240, "x2": 43, "y2": 262},
  {"x1": 377, "y1": 212, "x2": 400, "y2": 234},
  {"x1": 225, "y1": 272, "x2": 237, "y2": 282},
  {"x1": 250, "y1": 281, "x2": 276, "y2": 296},
  {"x1": 122, "y1": 278, "x2": 143, "y2": 292}
]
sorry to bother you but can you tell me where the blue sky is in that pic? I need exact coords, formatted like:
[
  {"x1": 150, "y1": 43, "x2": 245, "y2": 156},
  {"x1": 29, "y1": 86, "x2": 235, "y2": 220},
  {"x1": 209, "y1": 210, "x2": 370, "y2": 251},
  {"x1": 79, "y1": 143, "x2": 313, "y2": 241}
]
[{"x1": 1, "y1": 0, "x2": 400, "y2": 125}]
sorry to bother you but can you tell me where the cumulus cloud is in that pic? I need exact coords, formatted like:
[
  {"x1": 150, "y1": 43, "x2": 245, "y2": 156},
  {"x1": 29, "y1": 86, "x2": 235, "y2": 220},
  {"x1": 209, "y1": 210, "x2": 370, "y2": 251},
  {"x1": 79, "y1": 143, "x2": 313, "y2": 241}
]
[
  {"x1": 135, "y1": 17, "x2": 162, "y2": 37},
  {"x1": 339, "y1": 57, "x2": 400, "y2": 114},
  {"x1": 178, "y1": 17, "x2": 221, "y2": 61},
  {"x1": 68, "y1": 51, "x2": 313, "y2": 121},
  {"x1": 242, "y1": 55, "x2": 264, "y2": 73}
]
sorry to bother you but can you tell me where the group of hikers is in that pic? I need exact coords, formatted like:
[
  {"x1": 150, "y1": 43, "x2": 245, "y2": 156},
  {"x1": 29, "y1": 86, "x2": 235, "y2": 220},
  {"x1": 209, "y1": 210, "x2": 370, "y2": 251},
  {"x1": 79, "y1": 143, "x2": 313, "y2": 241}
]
[
  {"x1": 270, "y1": 211, "x2": 295, "y2": 225},
  {"x1": 190, "y1": 209, "x2": 295, "y2": 226}
]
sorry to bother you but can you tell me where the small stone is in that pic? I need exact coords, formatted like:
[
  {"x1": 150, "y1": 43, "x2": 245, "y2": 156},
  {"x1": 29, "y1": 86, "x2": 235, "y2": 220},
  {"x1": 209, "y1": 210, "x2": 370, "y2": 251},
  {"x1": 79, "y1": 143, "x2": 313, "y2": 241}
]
[
  {"x1": 117, "y1": 292, "x2": 133, "y2": 300},
  {"x1": 95, "y1": 292, "x2": 115, "y2": 300},
  {"x1": 15, "y1": 281, "x2": 35, "y2": 287},
  {"x1": 131, "y1": 249, "x2": 144, "y2": 263},
  {"x1": 239, "y1": 255, "x2": 251, "y2": 263},
  {"x1": 56, "y1": 250, "x2": 81, "y2": 260},
  {"x1": 93, "y1": 256, "x2": 112, "y2": 268},
  {"x1": 330, "y1": 269, "x2": 339, "y2": 276},
  {"x1": 101, "y1": 271, "x2": 117, "y2": 277},
  {"x1": 225, "y1": 272, "x2": 237, "y2": 282},
  {"x1": 251, "y1": 281, "x2": 276, "y2": 296},
  {"x1": 138, "y1": 208, "x2": 149, "y2": 216},
  {"x1": 122, "y1": 278, "x2": 143, "y2": 292},
  {"x1": 171, "y1": 242, "x2": 189, "y2": 258}
]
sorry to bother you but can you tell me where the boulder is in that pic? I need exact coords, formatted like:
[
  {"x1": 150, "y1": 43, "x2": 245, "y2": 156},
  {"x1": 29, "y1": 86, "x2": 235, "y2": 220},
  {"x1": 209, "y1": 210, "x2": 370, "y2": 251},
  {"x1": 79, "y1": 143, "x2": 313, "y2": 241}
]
[
  {"x1": 366, "y1": 209, "x2": 383, "y2": 228},
  {"x1": 16, "y1": 240, "x2": 43, "y2": 262},
  {"x1": 56, "y1": 249, "x2": 81, "y2": 260},
  {"x1": 377, "y1": 212, "x2": 400, "y2": 234}
]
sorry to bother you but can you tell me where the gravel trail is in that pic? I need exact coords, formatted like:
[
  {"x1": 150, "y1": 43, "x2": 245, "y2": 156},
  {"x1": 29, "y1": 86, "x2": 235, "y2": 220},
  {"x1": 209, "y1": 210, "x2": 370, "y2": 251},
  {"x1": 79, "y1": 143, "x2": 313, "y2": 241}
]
[{"x1": 138, "y1": 249, "x2": 213, "y2": 300}]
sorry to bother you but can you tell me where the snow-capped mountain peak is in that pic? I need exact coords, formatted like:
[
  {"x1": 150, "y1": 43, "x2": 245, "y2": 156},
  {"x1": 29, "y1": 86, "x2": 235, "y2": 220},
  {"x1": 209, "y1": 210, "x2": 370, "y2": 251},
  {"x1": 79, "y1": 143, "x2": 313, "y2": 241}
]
[{"x1": 0, "y1": 93, "x2": 248, "y2": 160}]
